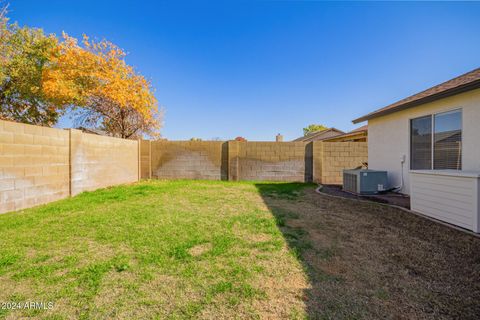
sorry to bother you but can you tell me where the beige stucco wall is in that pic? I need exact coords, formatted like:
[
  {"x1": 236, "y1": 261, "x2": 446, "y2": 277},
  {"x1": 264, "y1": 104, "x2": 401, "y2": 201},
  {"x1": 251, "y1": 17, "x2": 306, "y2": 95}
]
[
  {"x1": 367, "y1": 88, "x2": 480, "y2": 195},
  {"x1": 70, "y1": 129, "x2": 139, "y2": 196},
  {"x1": 0, "y1": 120, "x2": 70, "y2": 213}
]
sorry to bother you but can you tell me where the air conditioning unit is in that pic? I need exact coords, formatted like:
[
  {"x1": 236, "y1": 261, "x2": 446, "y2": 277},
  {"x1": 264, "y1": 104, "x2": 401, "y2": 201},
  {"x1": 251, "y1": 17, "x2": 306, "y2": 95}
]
[{"x1": 343, "y1": 169, "x2": 388, "y2": 195}]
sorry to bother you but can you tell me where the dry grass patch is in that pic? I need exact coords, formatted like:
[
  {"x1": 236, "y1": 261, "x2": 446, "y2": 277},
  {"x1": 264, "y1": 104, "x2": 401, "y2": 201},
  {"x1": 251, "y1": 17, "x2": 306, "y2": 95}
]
[{"x1": 188, "y1": 243, "x2": 213, "y2": 256}]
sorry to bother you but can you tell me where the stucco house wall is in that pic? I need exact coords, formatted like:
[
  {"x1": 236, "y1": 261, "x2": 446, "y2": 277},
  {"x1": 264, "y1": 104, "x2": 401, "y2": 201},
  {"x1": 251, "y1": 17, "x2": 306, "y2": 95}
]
[{"x1": 368, "y1": 88, "x2": 480, "y2": 194}]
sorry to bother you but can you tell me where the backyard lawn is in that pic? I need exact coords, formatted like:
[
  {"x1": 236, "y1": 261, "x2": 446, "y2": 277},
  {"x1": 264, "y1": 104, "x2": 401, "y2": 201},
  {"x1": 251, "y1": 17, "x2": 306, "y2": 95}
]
[{"x1": 0, "y1": 180, "x2": 479, "y2": 319}]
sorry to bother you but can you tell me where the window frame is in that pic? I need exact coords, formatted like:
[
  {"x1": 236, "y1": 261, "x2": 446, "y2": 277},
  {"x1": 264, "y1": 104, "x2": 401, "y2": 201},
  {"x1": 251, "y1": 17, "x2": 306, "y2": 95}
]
[{"x1": 409, "y1": 108, "x2": 463, "y2": 171}]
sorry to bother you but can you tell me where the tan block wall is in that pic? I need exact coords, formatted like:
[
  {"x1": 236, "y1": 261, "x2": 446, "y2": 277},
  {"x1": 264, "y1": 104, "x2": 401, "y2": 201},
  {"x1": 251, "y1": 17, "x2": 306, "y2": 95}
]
[
  {"x1": 236, "y1": 142, "x2": 309, "y2": 182},
  {"x1": 70, "y1": 130, "x2": 139, "y2": 196},
  {"x1": 150, "y1": 141, "x2": 228, "y2": 180},
  {"x1": 0, "y1": 120, "x2": 70, "y2": 213},
  {"x1": 313, "y1": 141, "x2": 368, "y2": 185},
  {"x1": 1, "y1": 119, "x2": 368, "y2": 215},
  {"x1": 145, "y1": 140, "x2": 366, "y2": 184}
]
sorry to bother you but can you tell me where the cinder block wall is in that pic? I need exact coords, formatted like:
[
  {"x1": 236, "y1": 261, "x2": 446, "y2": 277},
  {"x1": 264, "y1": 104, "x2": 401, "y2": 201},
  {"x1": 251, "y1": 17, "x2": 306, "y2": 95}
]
[
  {"x1": 143, "y1": 140, "x2": 366, "y2": 184},
  {"x1": 313, "y1": 142, "x2": 368, "y2": 184},
  {"x1": 150, "y1": 141, "x2": 228, "y2": 180},
  {"x1": 1, "y1": 119, "x2": 368, "y2": 214},
  {"x1": 145, "y1": 141, "x2": 313, "y2": 182},
  {"x1": 70, "y1": 129, "x2": 139, "y2": 196},
  {"x1": 235, "y1": 142, "x2": 310, "y2": 182},
  {"x1": 0, "y1": 120, "x2": 70, "y2": 213},
  {"x1": 0, "y1": 120, "x2": 140, "y2": 214}
]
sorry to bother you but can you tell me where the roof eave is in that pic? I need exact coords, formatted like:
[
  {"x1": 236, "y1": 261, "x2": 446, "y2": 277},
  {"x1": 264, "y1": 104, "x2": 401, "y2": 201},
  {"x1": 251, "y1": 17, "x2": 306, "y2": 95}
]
[{"x1": 352, "y1": 79, "x2": 480, "y2": 124}]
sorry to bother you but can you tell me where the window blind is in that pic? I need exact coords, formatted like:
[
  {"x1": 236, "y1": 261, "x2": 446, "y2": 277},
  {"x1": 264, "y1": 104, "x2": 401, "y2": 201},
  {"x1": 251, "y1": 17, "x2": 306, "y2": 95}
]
[
  {"x1": 433, "y1": 110, "x2": 462, "y2": 170},
  {"x1": 410, "y1": 115, "x2": 432, "y2": 170}
]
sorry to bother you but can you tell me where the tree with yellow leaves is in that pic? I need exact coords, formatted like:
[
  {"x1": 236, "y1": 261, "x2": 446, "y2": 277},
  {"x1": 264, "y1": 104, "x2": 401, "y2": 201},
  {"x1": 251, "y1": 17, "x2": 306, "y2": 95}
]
[
  {"x1": 0, "y1": 11, "x2": 62, "y2": 125},
  {"x1": 1, "y1": 9, "x2": 162, "y2": 137},
  {"x1": 43, "y1": 34, "x2": 162, "y2": 139}
]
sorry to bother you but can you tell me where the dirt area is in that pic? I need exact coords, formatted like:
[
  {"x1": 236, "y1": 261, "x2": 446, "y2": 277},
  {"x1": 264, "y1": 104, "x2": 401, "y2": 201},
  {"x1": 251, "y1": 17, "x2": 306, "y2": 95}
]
[
  {"x1": 319, "y1": 184, "x2": 411, "y2": 209},
  {"x1": 257, "y1": 185, "x2": 480, "y2": 320}
]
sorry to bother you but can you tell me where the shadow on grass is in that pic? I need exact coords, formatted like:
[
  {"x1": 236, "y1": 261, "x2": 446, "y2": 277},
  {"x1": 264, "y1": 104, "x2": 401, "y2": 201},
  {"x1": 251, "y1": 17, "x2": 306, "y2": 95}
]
[
  {"x1": 255, "y1": 182, "x2": 480, "y2": 320},
  {"x1": 254, "y1": 182, "x2": 352, "y2": 319}
]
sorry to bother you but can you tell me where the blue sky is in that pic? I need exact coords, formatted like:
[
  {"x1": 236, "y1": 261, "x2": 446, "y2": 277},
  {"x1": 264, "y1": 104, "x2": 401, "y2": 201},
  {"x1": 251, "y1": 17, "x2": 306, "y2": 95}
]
[{"x1": 8, "y1": 1, "x2": 480, "y2": 140}]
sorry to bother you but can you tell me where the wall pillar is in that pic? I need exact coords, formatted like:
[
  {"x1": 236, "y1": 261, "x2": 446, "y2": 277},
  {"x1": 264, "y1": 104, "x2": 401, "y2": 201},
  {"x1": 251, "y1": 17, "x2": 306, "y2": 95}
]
[
  {"x1": 227, "y1": 141, "x2": 239, "y2": 181},
  {"x1": 312, "y1": 141, "x2": 324, "y2": 184},
  {"x1": 139, "y1": 140, "x2": 152, "y2": 179},
  {"x1": 69, "y1": 129, "x2": 82, "y2": 196}
]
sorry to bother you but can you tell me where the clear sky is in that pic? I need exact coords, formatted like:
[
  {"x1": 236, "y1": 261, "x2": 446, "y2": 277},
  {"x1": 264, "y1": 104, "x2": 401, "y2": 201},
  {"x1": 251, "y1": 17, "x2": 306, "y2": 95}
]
[{"x1": 8, "y1": 1, "x2": 480, "y2": 141}]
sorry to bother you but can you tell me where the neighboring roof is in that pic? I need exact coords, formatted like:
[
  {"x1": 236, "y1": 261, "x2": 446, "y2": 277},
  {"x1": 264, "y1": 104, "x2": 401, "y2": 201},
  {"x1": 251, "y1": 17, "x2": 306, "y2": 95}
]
[
  {"x1": 323, "y1": 125, "x2": 368, "y2": 142},
  {"x1": 349, "y1": 125, "x2": 368, "y2": 133},
  {"x1": 352, "y1": 67, "x2": 480, "y2": 124},
  {"x1": 293, "y1": 128, "x2": 344, "y2": 142},
  {"x1": 435, "y1": 130, "x2": 461, "y2": 143}
]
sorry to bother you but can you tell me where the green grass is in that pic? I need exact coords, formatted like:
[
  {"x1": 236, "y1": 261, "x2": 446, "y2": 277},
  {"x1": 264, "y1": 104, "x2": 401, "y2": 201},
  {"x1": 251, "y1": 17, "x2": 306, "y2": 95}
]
[
  {"x1": 0, "y1": 180, "x2": 312, "y2": 319},
  {"x1": 2, "y1": 180, "x2": 478, "y2": 319}
]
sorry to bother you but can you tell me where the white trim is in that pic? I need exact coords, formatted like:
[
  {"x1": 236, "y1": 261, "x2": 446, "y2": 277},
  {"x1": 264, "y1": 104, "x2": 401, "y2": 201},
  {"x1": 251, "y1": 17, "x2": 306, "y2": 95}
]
[
  {"x1": 410, "y1": 170, "x2": 480, "y2": 178},
  {"x1": 473, "y1": 178, "x2": 480, "y2": 233}
]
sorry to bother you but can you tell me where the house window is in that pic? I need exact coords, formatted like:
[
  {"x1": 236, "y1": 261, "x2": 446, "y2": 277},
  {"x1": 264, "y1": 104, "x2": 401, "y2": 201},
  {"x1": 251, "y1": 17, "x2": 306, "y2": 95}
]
[
  {"x1": 434, "y1": 110, "x2": 462, "y2": 169},
  {"x1": 410, "y1": 115, "x2": 432, "y2": 170},
  {"x1": 410, "y1": 109, "x2": 462, "y2": 170}
]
